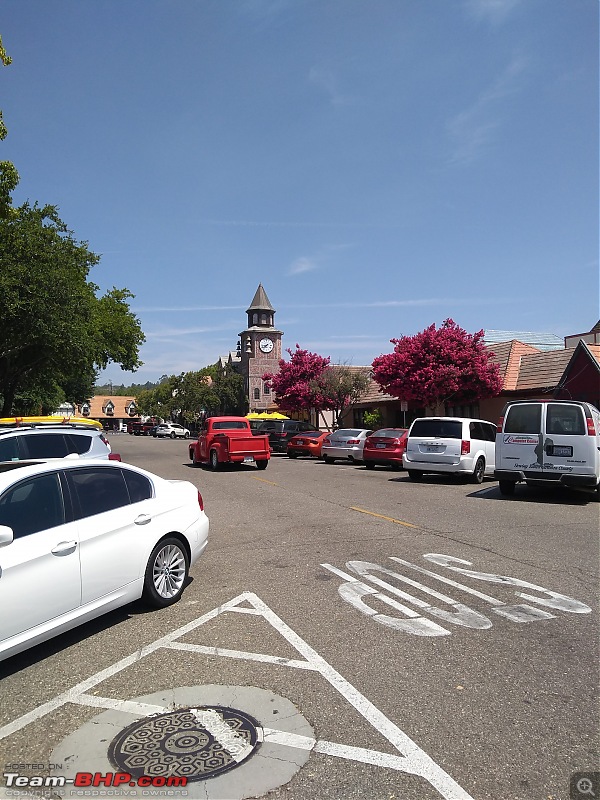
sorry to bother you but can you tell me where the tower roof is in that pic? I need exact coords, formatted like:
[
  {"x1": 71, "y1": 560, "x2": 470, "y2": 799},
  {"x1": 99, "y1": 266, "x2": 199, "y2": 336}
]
[{"x1": 247, "y1": 283, "x2": 274, "y2": 313}]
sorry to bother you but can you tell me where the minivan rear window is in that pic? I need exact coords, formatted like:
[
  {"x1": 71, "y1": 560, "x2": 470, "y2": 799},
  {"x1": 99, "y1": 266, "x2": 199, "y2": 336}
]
[
  {"x1": 410, "y1": 420, "x2": 462, "y2": 439},
  {"x1": 504, "y1": 405, "x2": 541, "y2": 434}
]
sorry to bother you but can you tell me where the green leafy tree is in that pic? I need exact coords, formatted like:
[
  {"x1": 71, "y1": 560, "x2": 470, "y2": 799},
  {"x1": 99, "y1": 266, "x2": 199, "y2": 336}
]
[
  {"x1": 0, "y1": 34, "x2": 19, "y2": 218},
  {"x1": 0, "y1": 203, "x2": 145, "y2": 415}
]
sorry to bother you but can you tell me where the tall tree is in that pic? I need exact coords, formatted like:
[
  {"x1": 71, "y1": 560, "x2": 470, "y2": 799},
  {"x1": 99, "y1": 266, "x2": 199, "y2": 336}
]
[
  {"x1": 0, "y1": 203, "x2": 145, "y2": 415},
  {"x1": 0, "y1": 34, "x2": 19, "y2": 218},
  {"x1": 371, "y1": 319, "x2": 502, "y2": 414},
  {"x1": 316, "y1": 365, "x2": 371, "y2": 428}
]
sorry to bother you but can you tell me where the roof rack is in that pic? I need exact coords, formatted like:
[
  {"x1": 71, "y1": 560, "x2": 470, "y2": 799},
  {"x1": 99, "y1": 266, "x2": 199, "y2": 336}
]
[{"x1": 0, "y1": 416, "x2": 103, "y2": 431}]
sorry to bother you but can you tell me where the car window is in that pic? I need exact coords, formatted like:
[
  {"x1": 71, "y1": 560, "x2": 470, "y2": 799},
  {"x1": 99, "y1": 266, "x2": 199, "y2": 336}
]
[
  {"x1": 212, "y1": 421, "x2": 250, "y2": 430},
  {"x1": 22, "y1": 433, "x2": 70, "y2": 459},
  {"x1": 69, "y1": 467, "x2": 130, "y2": 519},
  {"x1": 299, "y1": 423, "x2": 316, "y2": 432},
  {"x1": 410, "y1": 420, "x2": 462, "y2": 439},
  {"x1": 333, "y1": 429, "x2": 363, "y2": 437},
  {"x1": 64, "y1": 433, "x2": 95, "y2": 455},
  {"x1": 123, "y1": 469, "x2": 153, "y2": 503},
  {"x1": 504, "y1": 405, "x2": 541, "y2": 434},
  {"x1": 0, "y1": 473, "x2": 65, "y2": 537},
  {"x1": 484, "y1": 423, "x2": 497, "y2": 441},
  {"x1": 296, "y1": 430, "x2": 322, "y2": 439},
  {"x1": 469, "y1": 422, "x2": 484, "y2": 440},
  {"x1": 546, "y1": 404, "x2": 585, "y2": 435},
  {"x1": 0, "y1": 436, "x2": 21, "y2": 462}
]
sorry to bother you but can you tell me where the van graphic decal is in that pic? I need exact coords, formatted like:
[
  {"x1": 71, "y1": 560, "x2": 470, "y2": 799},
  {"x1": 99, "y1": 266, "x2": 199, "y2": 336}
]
[{"x1": 503, "y1": 434, "x2": 539, "y2": 445}]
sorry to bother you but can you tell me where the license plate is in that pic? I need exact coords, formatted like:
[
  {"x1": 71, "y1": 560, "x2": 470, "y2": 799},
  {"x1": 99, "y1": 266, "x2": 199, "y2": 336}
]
[
  {"x1": 376, "y1": 443, "x2": 386, "y2": 449},
  {"x1": 244, "y1": 456, "x2": 254, "y2": 463},
  {"x1": 426, "y1": 446, "x2": 442, "y2": 453},
  {"x1": 550, "y1": 445, "x2": 572, "y2": 457},
  {"x1": 296, "y1": 440, "x2": 305, "y2": 445}
]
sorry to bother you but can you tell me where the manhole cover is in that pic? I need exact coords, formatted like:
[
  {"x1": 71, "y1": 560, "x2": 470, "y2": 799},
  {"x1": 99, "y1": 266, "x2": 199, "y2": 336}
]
[{"x1": 108, "y1": 705, "x2": 261, "y2": 781}]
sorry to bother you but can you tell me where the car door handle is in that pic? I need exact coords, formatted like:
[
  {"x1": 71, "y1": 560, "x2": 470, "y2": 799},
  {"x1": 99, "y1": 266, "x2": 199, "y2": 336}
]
[
  {"x1": 51, "y1": 541, "x2": 77, "y2": 556},
  {"x1": 134, "y1": 514, "x2": 152, "y2": 525}
]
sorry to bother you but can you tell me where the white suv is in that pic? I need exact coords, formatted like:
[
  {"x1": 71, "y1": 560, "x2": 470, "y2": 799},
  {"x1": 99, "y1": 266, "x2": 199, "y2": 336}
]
[
  {"x1": 155, "y1": 423, "x2": 190, "y2": 439},
  {"x1": 0, "y1": 422, "x2": 116, "y2": 463},
  {"x1": 403, "y1": 417, "x2": 497, "y2": 483}
]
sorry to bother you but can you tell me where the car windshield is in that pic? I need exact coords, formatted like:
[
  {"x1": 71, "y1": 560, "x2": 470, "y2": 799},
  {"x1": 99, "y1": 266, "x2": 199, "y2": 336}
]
[
  {"x1": 212, "y1": 421, "x2": 248, "y2": 430},
  {"x1": 371, "y1": 429, "x2": 406, "y2": 438},
  {"x1": 331, "y1": 429, "x2": 363, "y2": 438},
  {"x1": 295, "y1": 431, "x2": 322, "y2": 439},
  {"x1": 410, "y1": 420, "x2": 462, "y2": 439}
]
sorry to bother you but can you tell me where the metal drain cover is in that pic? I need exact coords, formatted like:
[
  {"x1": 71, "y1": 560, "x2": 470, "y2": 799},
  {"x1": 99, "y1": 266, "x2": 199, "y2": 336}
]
[{"x1": 108, "y1": 705, "x2": 261, "y2": 781}]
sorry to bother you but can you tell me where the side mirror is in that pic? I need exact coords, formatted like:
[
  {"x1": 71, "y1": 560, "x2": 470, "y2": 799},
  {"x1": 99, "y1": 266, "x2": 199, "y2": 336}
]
[{"x1": 0, "y1": 525, "x2": 14, "y2": 547}]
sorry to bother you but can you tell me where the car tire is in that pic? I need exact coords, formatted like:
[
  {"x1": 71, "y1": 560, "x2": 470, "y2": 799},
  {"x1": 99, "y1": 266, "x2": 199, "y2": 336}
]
[
  {"x1": 142, "y1": 537, "x2": 189, "y2": 608},
  {"x1": 471, "y1": 457, "x2": 485, "y2": 484},
  {"x1": 191, "y1": 449, "x2": 200, "y2": 466},
  {"x1": 365, "y1": 462, "x2": 375, "y2": 470},
  {"x1": 256, "y1": 459, "x2": 268, "y2": 470},
  {"x1": 184, "y1": 432, "x2": 189, "y2": 439},
  {"x1": 408, "y1": 470, "x2": 423, "y2": 481},
  {"x1": 209, "y1": 449, "x2": 220, "y2": 471},
  {"x1": 499, "y1": 480, "x2": 516, "y2": 496},
  {"x1": 170, "y1": 431, "x2": 176, "y2": 439},
  {"x1": 323, "y1": 455, "x2": 334, "y2": 464},
  {"x1": 287, "y1": 452, "x2": 298, "y2": 459}
]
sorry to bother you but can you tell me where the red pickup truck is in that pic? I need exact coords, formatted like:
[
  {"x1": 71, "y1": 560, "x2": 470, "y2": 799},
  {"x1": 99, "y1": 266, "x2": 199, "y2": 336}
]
[{"x1": 189, "y1": 416, "x2": 270, "y2": 471}]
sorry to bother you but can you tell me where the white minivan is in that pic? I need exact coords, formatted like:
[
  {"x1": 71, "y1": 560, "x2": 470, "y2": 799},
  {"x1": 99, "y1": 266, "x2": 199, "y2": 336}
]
[
  {"x1": 494, "y1": 400, "x2": 600, "y2": 497},
  {"x1": 402, "y1": 417, "x2": 497, "y2": 483}
]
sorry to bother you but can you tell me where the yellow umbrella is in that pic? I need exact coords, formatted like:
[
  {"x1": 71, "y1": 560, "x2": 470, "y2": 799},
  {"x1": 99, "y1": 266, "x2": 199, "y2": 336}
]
[
  {"x1": 258, "y1": 411, "x2": 289, "y2": 419},
  {"x1": 246, "y1": 412, "x2": 262, "y2": 419}
]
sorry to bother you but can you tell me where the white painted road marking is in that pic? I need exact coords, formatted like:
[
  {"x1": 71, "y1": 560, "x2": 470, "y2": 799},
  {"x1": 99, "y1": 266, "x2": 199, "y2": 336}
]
[
  {"x1": 322, "y1": 553, "x2": 591, "y2": 637},
  {"x1": 0, "y1": 592, "x2": 474, "y2": 800}
]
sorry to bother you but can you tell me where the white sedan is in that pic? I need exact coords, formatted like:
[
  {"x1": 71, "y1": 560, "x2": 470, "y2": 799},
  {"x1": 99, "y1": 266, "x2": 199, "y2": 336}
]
[{"x1": 0, "y1": 459, "x2": 208, "y2": 662}]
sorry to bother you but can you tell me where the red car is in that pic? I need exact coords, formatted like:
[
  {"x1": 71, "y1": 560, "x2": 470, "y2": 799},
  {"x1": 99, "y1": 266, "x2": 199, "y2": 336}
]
[
  {"x1": 287, "y1": 430, "x2": 329, "y2": 459},
  {"x1": 363, "y1": 428, "x2": 408, "y2": 470}
]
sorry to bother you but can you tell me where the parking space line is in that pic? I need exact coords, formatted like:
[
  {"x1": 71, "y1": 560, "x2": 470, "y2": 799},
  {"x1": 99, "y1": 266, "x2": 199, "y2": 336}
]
[
  {"x1": 0, "y1": 592, "x2": 474, "y2": 800},
  {"x1": 168, "y1": 640, "x2": 319, "y2": 670},
  {"x1": 351, "y1": 506, "x2": 419, "y2": 528}
]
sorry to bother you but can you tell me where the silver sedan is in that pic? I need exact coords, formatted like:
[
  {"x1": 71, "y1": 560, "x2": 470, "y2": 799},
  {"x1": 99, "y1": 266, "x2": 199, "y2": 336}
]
[{"x1": 321, "y1": 428, "x2": 373, "y2": 464}]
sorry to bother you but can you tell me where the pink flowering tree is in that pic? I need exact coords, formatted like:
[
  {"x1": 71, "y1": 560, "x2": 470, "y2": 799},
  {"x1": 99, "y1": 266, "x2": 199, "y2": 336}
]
[
  {"x1": 263, "y1": 346, "x2": 369, "y2": 427},
  {"x1": 262, "y1": 345, "x2": 331, "y2": 414},
  {"x1": 371, "y1": 319, "x2": 502, "y2": 414}
]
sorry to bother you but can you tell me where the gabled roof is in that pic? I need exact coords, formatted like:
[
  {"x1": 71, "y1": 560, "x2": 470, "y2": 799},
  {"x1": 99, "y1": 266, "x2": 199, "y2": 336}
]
[
  {"x1": 515, "y1": 348, "x2": 574, "y2": 391},
  {"x1": 485, "y1": 340, "x2": 540, "y2": 391},
  {"x1": 247, "y1": 283, "x2": 274, "y2": 312},
  {"x1": 85, "y1": 396, "x2": 138, "y2": 419}
]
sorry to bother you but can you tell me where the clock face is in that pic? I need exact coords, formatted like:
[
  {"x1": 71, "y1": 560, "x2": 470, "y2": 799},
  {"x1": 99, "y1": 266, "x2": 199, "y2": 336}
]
[{"x1": 259, "y1": 337, "x2": 274, "y2": 353}]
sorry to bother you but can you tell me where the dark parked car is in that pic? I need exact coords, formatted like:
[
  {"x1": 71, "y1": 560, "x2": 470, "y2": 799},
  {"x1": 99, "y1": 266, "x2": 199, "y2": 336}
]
[{"x1": 256, "y1": 419, "x2": 319, "y2": 453}]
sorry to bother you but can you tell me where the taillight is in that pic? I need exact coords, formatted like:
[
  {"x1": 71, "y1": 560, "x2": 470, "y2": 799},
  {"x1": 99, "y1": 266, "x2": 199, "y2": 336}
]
[
  {"x1": 461, "y1": 440, "x2": 470, "y2": 455},
  {"x1": 197, "y1": 490, "x2": 204, "y2": 511},
  {"x1": 347, "y1": 439, "x2": 360, "y2": 444},
  {"x1": 586, "y1": 417, "x2": 596, "y2": 436},
  {"x1": 108, "y1": 453, "x2": 122, "y2": 461},
  {"x1": 324, "y1": 438, "x2": 331, "y2": 445},
  {"x1": 496, "y1": 416, "x2": 504, "y2": 431}
]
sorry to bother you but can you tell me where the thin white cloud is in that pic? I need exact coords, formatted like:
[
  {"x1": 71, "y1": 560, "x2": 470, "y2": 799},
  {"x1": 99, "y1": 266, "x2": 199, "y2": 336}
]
[
  {"x1": 463, "y1": 0, "x2": 521, "y2": 25},
  {"x1": 309, "y1": 66, "x2": 353, "y2": 107},
  {"x1": 288, "y1": 256, "x2": 318, "y2": 276},
  {"x1": 446, "y1": 54, "x2": 529, "y2": 165}
]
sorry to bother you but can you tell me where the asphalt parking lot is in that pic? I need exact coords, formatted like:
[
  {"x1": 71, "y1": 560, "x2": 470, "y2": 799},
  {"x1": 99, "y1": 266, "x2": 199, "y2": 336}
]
[{"x1": 1, "y1": 434, "x2": 598, "y2": 800}]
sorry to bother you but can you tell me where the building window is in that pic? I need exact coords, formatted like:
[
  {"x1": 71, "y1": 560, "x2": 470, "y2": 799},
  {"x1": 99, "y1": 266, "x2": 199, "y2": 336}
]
[
  {"x1": 263, "y1": 383, "x2": 270, "y2": 395},
  {"x1": 253, "y1": 313, "x2": 258, "y2": 325},
  {"x1": 253, "y1": 388, "x2": 260, "y2": 400}
]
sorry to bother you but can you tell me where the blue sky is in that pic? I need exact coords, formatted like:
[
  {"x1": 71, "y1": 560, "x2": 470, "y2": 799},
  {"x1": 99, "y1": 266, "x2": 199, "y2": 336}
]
[{"x1": 3, "y1": 0, "x2": 598, "y2": 385}]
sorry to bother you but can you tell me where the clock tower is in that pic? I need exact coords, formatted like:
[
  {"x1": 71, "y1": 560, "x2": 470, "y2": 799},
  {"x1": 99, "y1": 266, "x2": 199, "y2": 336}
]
[{"x1": 239, "y1": 284, "x2": 283, "y2": 412}]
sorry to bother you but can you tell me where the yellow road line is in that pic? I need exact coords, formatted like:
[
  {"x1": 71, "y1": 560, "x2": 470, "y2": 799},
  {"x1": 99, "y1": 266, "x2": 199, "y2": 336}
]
[
  {"x1": 250, "y1": 476, "x2": 279, "y2": 485},
  {"x1": 351, "y1": 506, "x2": 419, "y2": 529}
]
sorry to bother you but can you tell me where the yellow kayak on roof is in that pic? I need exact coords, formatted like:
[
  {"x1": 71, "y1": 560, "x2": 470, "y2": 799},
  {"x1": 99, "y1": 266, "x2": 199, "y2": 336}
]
[{"x1": 0, "y1": 415, "x2": 103, "y2": 429}]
